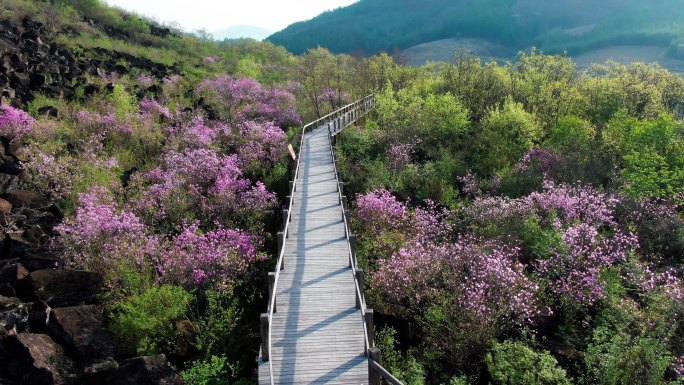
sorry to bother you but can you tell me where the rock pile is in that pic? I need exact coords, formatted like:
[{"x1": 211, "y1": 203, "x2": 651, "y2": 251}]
[{"x1": 0, "y1": 16, "x2": 175, "y2": 108}]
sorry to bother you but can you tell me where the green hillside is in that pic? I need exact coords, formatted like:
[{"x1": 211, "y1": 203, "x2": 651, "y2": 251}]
[{"x1": 268, "y1": 0, "x2": 684, "y2": 56}]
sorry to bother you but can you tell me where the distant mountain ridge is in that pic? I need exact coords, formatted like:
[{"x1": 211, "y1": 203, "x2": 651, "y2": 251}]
[
  {"x1": 212, "y1": 25, "x2": 273, "y2": 41},
  {"x1": 267, "y1": 0, "x2": 684, "y2": 57}
]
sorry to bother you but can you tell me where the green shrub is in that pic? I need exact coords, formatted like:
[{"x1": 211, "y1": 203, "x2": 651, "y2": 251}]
[
  {"x1": 375, "y1": 326, "x2": 426, "y2": 385},
  {"x1": 181, "y1": 355, "x2": 230, "y2": 385},
  {"x1": 109, "y1": 285, "x2": 193, "y2": 356},
  {"x1": 110, "y1": 84, "x2": 138, "y2": 120},
  {"x1": 485, "y1": 340, "x2": 571, "y2": 385},
  {"x1": 585, "y1": 329, "x2": 672, "y2": 385}
]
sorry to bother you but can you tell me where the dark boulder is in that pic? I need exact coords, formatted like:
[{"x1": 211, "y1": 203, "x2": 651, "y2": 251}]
[
  {"x1": 0, "y1": 333, "x2": 74, "y2": 385},
  {"x1": 29, "y1": 72, "x2": 46, "y2": 87},
  {"x1": 0, "y1": 156, "x2": 22, "y2": 175},
  {"x1": 47, "y1": 305, "x2": 115, "y2": 361},
  {"x1": 37, "y1": 105, "x2": 58, "y2": 118},
  {"x1": 5, "y1": 190, "x2": 50, "y2": 209},
  {"x1": 18, "y1": 269, "x2": 104, "y2": 307},
  {"x1": 109, "y1": 355, "x2": 183, "y2": 385},
  {"x1": 77, "y1": 358, "x2": 119, "y2": 385},
  {"x1": 0, "y1": 262, "x2": 29, "y2": 296},
  {"x1": 9, "y1": 71, "x2": 29, "y2": 88},
  {"x1": 20, "y1": 250, "x2": 61, "y2": 271},
  {"x1": 0, "y1": 173, "x2": 19, "y2": 193}
]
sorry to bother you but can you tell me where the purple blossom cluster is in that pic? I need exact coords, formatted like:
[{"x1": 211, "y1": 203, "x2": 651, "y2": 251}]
[
  {"x1": 386, "y1": 142, "x2": 412, "y2": 172},
  {"x1": 536, "y1": 223, "x2": 638, "y2": 306},
  {"x1": 136, "y1": 74, "x2": 156, "y2": 89},
  {"x1": 163, "y1": 75, "x2": 182, "y2": 86},
  {"x1": 528, "y1": 181, "x2": 618, "y2": 226},
  {"x1": 0, "y1": 105, "x2": 35, "y2": 140},
  {"x1": 457, "y1": 170, "x2": 481, "y2": 197},
  {"x1": 467, "y1": 181, "x2": 617, "y2": 227},
  {"x1": 233, "y1": 120, "x2": 287, "y2": 170},
  {"x1": 139, "y1": 98, "x2": 172, "y2": 119},
  {"x1": 372, "y1": 236, "x2": 546, "y2": 326},
  {"x1": 357, "y1": 190, "x2": 546, "y2": 326},
  {"x1": 161, "y1": 221, "x2": 263, "y2": 287},
  {"x1": 356, "y1": 189, "x2": 407, "y2": 231},
  {"x1": 621, "y1": 259, "x2": 683, "y2": 301},
  {"x1": 132, "y1": 147, "x2": 276, "y2": 230},
  {"x1": 197, "y1": 75, "x2": 301, "y2": 127},
  {"x1": 54, "y1": 187, "x2": 262, "y2": 290},
  {"x1": 203, "y1": 56, "x2": 221, "y2": 65},
  {"x1": 317, "y1": 87, "x2": 351, "y2": 108},
  {"x1": 515, "y1": 148, "x2": 566, "y2": 179},
  {"x1": 75, "y1": 110, "x2": 133, "y2": 135},
  {"x1": 163, "y1": 114, "x2": 228, "y2": 149},
  {"x1": 54, "y1": 186, "x2": 161, "y2": 289}
]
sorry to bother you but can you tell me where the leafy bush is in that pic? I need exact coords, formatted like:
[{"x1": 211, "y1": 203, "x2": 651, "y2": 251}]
[
  {"x1": 485, "y1": 340, "x2": 571, "y2": 385},
  {"x1": 109, "y1": 285, "x2": 192, "y2": 356},
  {"x1": 586, "y1": 329, "x2": 672, "y2": 385},
  {"x1": 181, "y1": 355, "x2": 231, "y2": 385}
]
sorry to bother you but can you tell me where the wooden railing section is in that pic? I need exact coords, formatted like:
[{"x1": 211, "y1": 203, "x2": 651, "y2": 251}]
[{"x1": 259, "y1": 95, "x2": 404, "y2": 384}]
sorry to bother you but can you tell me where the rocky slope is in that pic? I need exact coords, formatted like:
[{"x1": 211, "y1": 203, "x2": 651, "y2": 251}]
[
  {"x1": 0, "y1": 16, "x2": 175, "y2": 108},
  {"x1": 0, "y1": 16, "x2": 184, "y2": 385}
]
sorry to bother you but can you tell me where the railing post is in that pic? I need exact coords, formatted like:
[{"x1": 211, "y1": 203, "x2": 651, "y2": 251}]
[
  {"x1": 286, "y1": 195, "x2": 291, "y2": 208},
  {"x1": 289, "y1": 181, "x2": 294, "y2": 194},
  {"x1": 349, "y1": 234, "x2": 357, "y2": 267},
  {"x1": 282, "y1": 209, "x2": 288, "y2": 232},
  {"x1": 268, "y1": 272, "x2": 277, "y2": 313},
  {"x1": 277, "y1": 232, "x2": 284, "y2": 270},
  {"x1": 355, "y1": 268, "x2": 364, "y2": 309},
  {"x1": 338, "y1": 181, "x2": 344, "y2": 193},
  {"x1": 365, "y1": 309, "x2": 374, "y2": 348},
  {"x1": 344, "y1": 209, "x2": 351, "y2": 230},
  {"x1": 341, "y1": 195, "x2": 348, "y2": 209},
  {"x1": 261, "y1": 313, "x2": 270, "y2": 361},
  {"x1": 369, "y1": 347, "x2": 382, "y2": 385}
]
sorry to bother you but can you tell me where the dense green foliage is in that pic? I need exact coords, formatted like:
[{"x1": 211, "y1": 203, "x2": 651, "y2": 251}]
[
  {"x1": 338, "y1": 51, "x2": 684, "y2": 384},
  {"x1": 268, "y1": 0, "x2": 684, "y2": 57}
]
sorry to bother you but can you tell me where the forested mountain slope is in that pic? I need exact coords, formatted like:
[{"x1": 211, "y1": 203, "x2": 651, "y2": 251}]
[{"x1": 268, "y1": 0, "x2": 684, "y2": 57}]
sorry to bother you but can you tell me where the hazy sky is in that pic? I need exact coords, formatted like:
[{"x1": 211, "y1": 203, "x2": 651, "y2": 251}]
[{"x1": 104, "y1": 0, "x2": 358, "y2": 33}]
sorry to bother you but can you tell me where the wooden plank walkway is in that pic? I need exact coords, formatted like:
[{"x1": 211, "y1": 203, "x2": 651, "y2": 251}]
[{"x1": 258, "y1": 125, "x2": 367, "y2": 384}]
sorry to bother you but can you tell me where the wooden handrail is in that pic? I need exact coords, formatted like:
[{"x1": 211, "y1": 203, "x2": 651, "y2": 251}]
[
  {"x1": 369, "y1": 357, "x2": 404, "y2": 385},
  {"x1": 263, "y1": 94, "x2": 375, "y2": 385}
]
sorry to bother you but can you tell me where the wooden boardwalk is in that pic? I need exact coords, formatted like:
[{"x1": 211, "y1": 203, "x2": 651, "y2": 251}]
[{"x1": 258, "y1": 124, "x2": 367, "y2": 384}]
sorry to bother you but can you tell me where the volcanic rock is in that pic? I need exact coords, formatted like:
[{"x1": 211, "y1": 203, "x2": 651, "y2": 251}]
[{"x1": 18, "y1": 269, "x2": 104, "y2": 307}]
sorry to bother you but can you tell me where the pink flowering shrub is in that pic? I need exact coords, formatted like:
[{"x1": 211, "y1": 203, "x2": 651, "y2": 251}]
[
  {"x1": 75, "y1": 110, "x2": 133, "y2": 135},
  {"x1": 159, "y1": 221, "x2": 264, "y2": 288},
  {"x1": 203, "y1": 56, "x2": 220, "y2": 65},
  {"x1": 356, "y1": 189, "x2": 407, "y2": 231},
  {"x1": 232, "y1": 120, "x2": 286, "y2": 172},
  {"x1": 136, "y1": 74, "x2": 156, "y2": 89},
  {"x1": 536, "y1": 223, "x2": 638, "y2": 307},
  {"x1": 317, "y1": 87, "x2": 351, "y2": 110},
  {"x1": 162, "y1": 114, "x2": 229, "y2": 150},
  {"x1": 54, "y1": 186, "x2": 161, "y2": 291},
  {"x1": 54, "y1": 186, "x2": 263, "y2": 292},
  {"x1": 373, "y1": 236, "x2": 546, "y2": 326},
  {"x1": 197, "y1": 75, "x2": 301, "y2": 127},
  {"x1": 132, "y1": 147, "x2": 276, "y2": 232},
  {"x1": 386, "y1": 142, "x2": 413, "y2": 172},
  {"x1": 466, "y1": 181, "x2": 617, "y2": 230},
  {"x1": 139, "y1": 98, "x2": 172, "y2": 120},
  {"x1": 0, "y1": 105, "x2": 35, "y2": 140}
]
